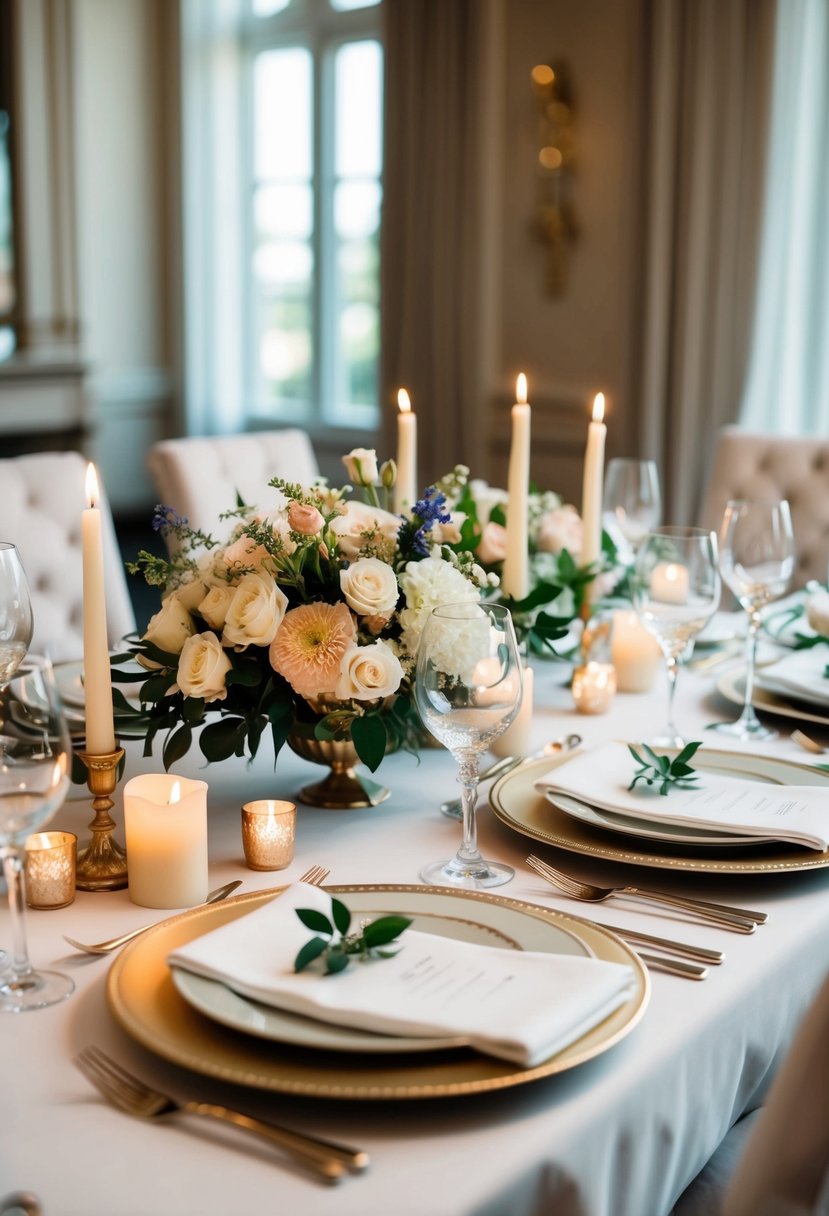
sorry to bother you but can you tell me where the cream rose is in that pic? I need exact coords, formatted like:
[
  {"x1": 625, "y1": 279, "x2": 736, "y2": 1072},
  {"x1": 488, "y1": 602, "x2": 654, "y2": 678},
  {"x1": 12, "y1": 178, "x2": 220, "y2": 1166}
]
[
  {"x1": 335, "y1": 642, "x2": 403, "y2": 701},
  {"x1": 287, "y1": 501, "x2": 325, "y2": 535},
  {"x1": 807, "y1": 589, "x2": 829, "y2": 636},
  {"x1": 198, "y1": 584, "x2": 236, "y2": 631},
  {"x1": 339, "y1": 557, "x2": 400, "y2": 618},
  {"x1": 330, "y1": 500, "x2": 401, "y2": 560},
  {"x1": 140, "y1": 595, "x2": 195, "y2": 664},
  {"x1": 222, "y1": 572, "x2": 289, "y2": 649},
  {"x1": 342, "y1": 447, "x2": 379, "y2": 487},
  {"x1": 477, "y1": 521, "x2": 508, "y2": 564},
  {"x1": 176, "y1": 631, "x2": 232, "y2": 702},
  {"x1": 537, "y1": 504, "x2": 583, "y2": 556}
]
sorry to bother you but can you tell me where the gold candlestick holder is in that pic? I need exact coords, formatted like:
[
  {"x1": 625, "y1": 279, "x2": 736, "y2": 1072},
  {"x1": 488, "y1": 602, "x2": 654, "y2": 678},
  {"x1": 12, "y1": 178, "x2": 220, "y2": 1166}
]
[{"x1": 75, "y1": 747, "x2": 128, "y2": 891}]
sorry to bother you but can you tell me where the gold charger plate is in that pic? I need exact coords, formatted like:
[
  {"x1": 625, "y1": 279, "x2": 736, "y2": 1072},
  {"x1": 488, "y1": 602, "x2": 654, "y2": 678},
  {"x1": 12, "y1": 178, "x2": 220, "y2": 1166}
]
[
  {"x1": 490, "y1": 753, "x2": 829, "y2": 875},
  {"x1": 718, "y1": 669, "x2": 829, "y2": 729},
  {"x1": 107, "y1": 884, "x2": 648, "y2": 1101}
]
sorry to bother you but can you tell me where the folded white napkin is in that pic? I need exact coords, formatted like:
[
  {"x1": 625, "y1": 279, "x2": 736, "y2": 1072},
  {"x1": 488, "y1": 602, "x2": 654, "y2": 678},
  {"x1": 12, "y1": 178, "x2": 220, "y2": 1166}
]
[
  {"x1": 535, "y1": 742, "x2": 829, "y2": 851},
  {"x1": 168, "y1": 883, "x2": 635, "y2": 1068},
  {"x1": 755, "y1": 649, "x2": 829, "y2": 708}
]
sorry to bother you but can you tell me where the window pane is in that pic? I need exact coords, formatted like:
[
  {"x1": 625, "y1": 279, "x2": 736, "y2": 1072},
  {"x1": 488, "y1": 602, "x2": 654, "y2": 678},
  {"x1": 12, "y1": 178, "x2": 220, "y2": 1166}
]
[
  {"x1": 254, "y1": 184, "x2": 313, "y2": 240},
  {"x1": 330, "y1": 0, "x2": 381, "y2": 10},
  {"x1": 334, "y1": 180, "x2": 381, "y2": 240},
  {"x1": 256, "y1": 291, "x2": 314, "y2": 412},
  {"x1": 255, "y1": 48, "x2": 312, "y2": 180},
  {"x1": 335, "y1": 41, "x2": 382, "y2": 178},
  {"x1": 252, "y1": 0, "x2": 291, "y2": 15},
  {"x1": 329, "y1": 224, "x2": 379, "y2": 424}
]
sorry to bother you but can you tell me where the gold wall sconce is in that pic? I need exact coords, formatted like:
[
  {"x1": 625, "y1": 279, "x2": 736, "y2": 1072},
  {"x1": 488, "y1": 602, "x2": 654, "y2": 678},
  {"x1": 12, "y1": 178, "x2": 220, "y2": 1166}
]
[{"x1": 530, "y1": 61, "x2": 577, "y2": 295}]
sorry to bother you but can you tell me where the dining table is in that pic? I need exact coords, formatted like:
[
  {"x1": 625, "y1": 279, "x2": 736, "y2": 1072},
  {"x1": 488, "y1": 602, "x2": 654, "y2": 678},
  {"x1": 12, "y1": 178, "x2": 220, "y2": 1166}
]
[{"x1": 3, "y1": 649, "x2": 829, "y2": 1216}]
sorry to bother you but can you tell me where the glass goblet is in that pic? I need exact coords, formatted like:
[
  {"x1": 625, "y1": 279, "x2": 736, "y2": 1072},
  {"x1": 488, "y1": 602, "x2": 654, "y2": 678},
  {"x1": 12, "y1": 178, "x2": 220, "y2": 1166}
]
[
  {"x1": 710, "y1": 499, "x2": 795, "y2": 742},
  {"x1": 0, "y1": 655, "x2": 74, "y2": 1012},
  {"x1": 415, "y1": 602, "x2": 522, "y2": 889},
  {"x1": 633, "y1": 527, "x2": 721, "y2": 747},
  {"x1": 0, "y1": 542, "x2": 33, "y2": 686},
  {"x1": 602, "y1": 458, "x2": 662, "y2": 560}
]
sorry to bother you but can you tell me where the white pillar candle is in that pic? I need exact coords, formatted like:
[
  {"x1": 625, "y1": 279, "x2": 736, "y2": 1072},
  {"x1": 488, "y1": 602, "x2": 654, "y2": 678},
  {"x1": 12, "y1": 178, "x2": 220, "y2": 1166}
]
[
  {"x1": 650, "y1": 562, "x2": 689, "y2": 604},
  {"x1": 501, "y1": 373, "x2": 531, "y2": 601},
  {"x1": 124, "y1": 774, "x2": 209, "y2": 908},
  {"x1": 490, "y1": 666, "x2": 534, "y2": 758},
  {"x1": 611, "y1": 609, "x2": 663, "y2": 693},
  {"x1": 393, "y1": 388, "x2": 418, "y2": 513},
  {"x1": 81, "y1": 463, "x2": 116, "y2": 754},
  {"x1": 580, "y1": 393, "x2": 607, "y2": 589}
]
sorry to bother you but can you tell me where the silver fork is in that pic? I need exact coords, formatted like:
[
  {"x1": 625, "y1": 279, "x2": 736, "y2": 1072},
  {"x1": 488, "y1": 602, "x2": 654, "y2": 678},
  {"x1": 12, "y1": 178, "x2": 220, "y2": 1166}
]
[
  {"x1": 526, "y1": 855, "x2": 765, "y2": 931},
  {"x1": 75, "y1": 1046, "x2": 367, "y2": 1184}
]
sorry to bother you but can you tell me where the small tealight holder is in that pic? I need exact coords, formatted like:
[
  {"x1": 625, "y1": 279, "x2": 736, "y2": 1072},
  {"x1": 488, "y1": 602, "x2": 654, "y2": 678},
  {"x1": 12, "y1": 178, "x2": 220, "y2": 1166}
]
[
  {"x1": 241, "y1": 800, "x2": 296, "y2": 871},
  {"x1": 572, "y1": 661, "x2": 617, "y2": 715},
  {"x1": 25, "y1": 832, "x2": 78, "y2": 910}
]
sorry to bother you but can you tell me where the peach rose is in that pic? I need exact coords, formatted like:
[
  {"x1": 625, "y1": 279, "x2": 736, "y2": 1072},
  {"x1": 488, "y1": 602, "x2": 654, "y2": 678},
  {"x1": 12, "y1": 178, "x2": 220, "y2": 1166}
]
[
  {"x1": 287, "y1": 501, "x2": 325, "y2": 535},
  {"x1": 537, "y1": 505, "x2": 583, "y2": 556},
  {"x1": 477, "y1": 521, "x2": 508, "y2": 564}
]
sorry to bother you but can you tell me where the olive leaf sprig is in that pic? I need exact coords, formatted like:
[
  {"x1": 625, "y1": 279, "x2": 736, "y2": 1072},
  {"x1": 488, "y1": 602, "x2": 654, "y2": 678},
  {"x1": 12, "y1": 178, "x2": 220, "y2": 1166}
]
[
  {"x1": 628, "y1": 741, "x2": 703, "y2": 796},
  {"x1": 293, "y1": 898, "x2": 412, "y2": 975}
]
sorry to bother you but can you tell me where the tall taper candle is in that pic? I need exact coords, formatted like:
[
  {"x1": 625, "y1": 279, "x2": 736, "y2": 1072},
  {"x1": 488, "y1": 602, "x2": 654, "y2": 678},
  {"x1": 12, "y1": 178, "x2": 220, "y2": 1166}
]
[
  {"x1": 580, "y1": 393, "x2": 607, "y2": 587},
  {"x1": 393, "y1": 388, "x2": 417, "y2": 513},
  {"x1": 81, "y1": 464, "x2": 116, "y2": 754},
  {"x1": 501, "y1": 373, "x2": 531, "y2": 600}
]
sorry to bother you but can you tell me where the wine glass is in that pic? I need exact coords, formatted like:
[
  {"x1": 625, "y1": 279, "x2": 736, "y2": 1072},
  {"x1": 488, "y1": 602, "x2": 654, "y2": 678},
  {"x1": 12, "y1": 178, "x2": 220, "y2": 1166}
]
[
  {"x1": 0, "y1": 655, "x2": 74, "y2": 1012},
  {"x1": 602, "y1": 459, "x2": 662, "y2": 561},
  {"x1": 0, "y1": 542, "x2": 33, "y2": 686},
  {"x1": 415, "y1": 602, "x2": 522, "y2": 889},
  {"x1": 633, "y1": 527, "x2": 721, "y2": 747},
  {"x1": 710, "y1": 499, "x2": 795, "y2": 741}
]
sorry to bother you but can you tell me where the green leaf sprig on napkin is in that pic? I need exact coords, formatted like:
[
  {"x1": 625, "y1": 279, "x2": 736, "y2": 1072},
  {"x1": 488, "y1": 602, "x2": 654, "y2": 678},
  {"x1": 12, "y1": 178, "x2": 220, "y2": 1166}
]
[
  {"x1": 293, "y1": 898, "x2": 412, "y2": 975},
  {"x1": 628, "y1": 741, "x2": 702, "y2": 796}
]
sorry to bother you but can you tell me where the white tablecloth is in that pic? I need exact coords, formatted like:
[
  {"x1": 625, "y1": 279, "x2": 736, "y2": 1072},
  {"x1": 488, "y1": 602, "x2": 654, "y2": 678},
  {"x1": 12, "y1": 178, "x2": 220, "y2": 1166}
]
[{"x1": 3, "y1": 661, "x2": 829, "y2": 1216}]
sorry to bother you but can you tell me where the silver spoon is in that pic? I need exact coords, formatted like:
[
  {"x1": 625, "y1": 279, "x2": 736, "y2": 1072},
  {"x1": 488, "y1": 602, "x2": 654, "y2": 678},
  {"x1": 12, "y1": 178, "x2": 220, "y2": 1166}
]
[
  {"x1": 63, "y1": 880, "x2": 243, "y2": 955},
  {"x1": 440, "y1": 734, "x2": 582, "y2": 819}
]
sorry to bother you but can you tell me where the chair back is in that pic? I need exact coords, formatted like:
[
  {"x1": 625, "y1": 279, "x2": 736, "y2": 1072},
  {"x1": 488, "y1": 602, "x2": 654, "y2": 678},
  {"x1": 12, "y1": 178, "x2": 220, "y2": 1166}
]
[
  {"x1": 0, "y1": 451, "x2": 135, "y2": 661},
  {"x1": 700, "y1": 427, "x2": 829, "y2": 587}
]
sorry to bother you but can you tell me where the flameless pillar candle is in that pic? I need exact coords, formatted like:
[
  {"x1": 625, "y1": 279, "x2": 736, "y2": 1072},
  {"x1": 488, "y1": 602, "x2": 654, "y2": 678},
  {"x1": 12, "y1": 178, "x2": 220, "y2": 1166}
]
[
  {"x1": 124, "y1": 775, "x2": 209, "y2": 908},
  {"x1": 501, "y1": 373, "x2": 531, "y2": 600},
  {"x1": 81, "y1": 463, "x2": 116, "y2": 754},
  {"x1": 393, "y1": 388, "x2": 418, "y2": 513},
  {"x1": 580, "y1": 393, "x2": 607, "y2": 587}
]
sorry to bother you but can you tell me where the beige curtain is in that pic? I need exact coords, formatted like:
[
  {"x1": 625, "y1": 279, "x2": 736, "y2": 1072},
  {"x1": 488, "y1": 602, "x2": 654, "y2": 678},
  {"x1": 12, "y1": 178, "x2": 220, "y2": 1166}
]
[
  {"x1": 632, "y1": 0, "x2": 776, "y2": 523},
  {"x1": 380, "y1": 0, "x2": 496, "y2": 490}
]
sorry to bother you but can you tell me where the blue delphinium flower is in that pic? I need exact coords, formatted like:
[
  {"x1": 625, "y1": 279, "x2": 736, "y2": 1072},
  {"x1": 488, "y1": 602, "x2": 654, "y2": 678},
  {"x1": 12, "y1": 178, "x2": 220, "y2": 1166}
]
[
  {"x1": 151, "y1": 504, "x2": 189, "y2": 533},
  {"x1": 397, "y1": 487, "x2": 452, "y2": 559}
]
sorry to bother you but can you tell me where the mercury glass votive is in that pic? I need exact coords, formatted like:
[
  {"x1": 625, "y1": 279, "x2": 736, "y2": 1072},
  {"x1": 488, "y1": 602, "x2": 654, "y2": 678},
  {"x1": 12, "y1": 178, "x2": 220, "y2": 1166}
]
[
  {"x1": 241, "y1": 800, "x2": 296, "y2": 871},
  {"x1": 572, "y1": 662, "x2": 617, "y2": 715},
  {"x1": 25, "y1": 831, "x2": 78, "y2": 909}
]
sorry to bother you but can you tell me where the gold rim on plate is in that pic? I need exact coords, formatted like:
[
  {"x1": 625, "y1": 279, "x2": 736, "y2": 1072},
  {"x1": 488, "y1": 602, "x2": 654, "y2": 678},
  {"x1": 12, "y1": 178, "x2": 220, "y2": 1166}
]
[
  {"x1": 106, "y1": 884, "x2": 648, "y2": 1100},
  {"x1": 718, "y1": 668, "x2": 829, "y2": 729},
  {"x1": 490, "y1": 751, "x2": 829, "y2": 875}
]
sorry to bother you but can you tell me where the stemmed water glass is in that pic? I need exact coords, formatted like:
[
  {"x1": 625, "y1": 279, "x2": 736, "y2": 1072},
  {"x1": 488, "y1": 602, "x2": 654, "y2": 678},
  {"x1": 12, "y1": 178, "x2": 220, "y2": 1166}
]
[
  {"x1": 0, "y1": 655, "x2": 74, "y2": 1011},
  {"x1": 633, "y1": 527, "x2": 721, "y2": 747},
  {"x1": 710, "y1": 499, "x2": 795, "y2": 741},
  {"x1": 415, "y1": 602, "x2": 522, "y2": 889},
  {"x1": 0, "y1": 542, "x2": 33, "y2": 686},
  {"x1": 602, "y1": 459, "x2": 662, "y2": 560}
]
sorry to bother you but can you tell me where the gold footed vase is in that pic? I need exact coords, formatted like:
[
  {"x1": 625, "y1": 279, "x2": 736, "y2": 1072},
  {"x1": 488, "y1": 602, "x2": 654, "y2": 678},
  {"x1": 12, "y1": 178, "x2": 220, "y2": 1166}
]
[{"x1": 287, "y1": 727, "x2": 390, "y2": 809}]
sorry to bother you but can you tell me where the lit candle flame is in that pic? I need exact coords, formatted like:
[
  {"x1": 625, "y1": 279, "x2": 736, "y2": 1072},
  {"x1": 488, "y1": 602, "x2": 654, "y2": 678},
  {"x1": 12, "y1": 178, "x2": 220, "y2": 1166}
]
[
  {"x1": 592, "y1": 392, "x2": 605, "y2": 423},
  {"x1": 397, "y1": 388, "x2": 411, "y2": 414},
  {"x1": 516, "y1": 373, "x2": 527, "y2": 404},
  {"x1": 169, "y1": 780, "x2": 182, "y2": 805},
  {"x1": 85, "y1": 462, "x2": 100, "y2": 509}
]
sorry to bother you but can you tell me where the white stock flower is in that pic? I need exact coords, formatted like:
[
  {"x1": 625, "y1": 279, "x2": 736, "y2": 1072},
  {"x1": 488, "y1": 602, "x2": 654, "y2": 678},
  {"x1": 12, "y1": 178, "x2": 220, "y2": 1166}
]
[
  {"x1": 140, "y1": 595, "x2": 195, "y2": 665},
  {"x1": 330, "y1": 500, "x2": 400, "y2": 560},
  {"x1": 340, "y1": 557, "x2": 400, "y2": 618},
  {"x1": 342, "y1": 448, "x2": 379, "y2": 487},
  {"x1": 198, "y1": 584, "x2": 236, "y2": 631},
  {"x1": 176, "y1": 631, "x2": 232, "y2": 702},
  {"x1": 397, "y1": 557, "x2": 479, "y2": 659},
  {"x1": 222, "y1": 572, "x2": 289, "y2": 650},
  {"x1": 335, "y1": 641, "x2": 404, "y2": 701},
  {"x1": 469, "y1": 479, "x2": 509, "y2": 524}
]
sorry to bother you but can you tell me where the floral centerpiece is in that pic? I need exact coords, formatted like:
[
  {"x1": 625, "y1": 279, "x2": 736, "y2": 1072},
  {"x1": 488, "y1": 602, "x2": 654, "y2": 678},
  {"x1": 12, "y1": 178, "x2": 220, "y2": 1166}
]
[{"x1": 113, "y1": 450, "x2": 601, "y2": 786}]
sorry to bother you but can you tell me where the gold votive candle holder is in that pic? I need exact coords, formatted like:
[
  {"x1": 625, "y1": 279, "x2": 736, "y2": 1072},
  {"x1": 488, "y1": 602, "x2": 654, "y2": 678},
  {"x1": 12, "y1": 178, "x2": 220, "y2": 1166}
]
[
  {"x1": 25, "y1": 831, "x2": 78, "y2": 909},
  {"x1": 572, "y1": 661, "x2": 617, "y2": 715},
  {"x1": 241, "y1": 800, "x2": 296, "y2": 871}
]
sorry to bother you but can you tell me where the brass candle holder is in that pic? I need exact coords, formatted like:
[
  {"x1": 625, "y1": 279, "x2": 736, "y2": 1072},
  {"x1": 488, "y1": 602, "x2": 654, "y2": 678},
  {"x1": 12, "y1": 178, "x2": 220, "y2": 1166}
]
[{"x1": 75, "y1": 747, "x2": 128, "y2": 891}]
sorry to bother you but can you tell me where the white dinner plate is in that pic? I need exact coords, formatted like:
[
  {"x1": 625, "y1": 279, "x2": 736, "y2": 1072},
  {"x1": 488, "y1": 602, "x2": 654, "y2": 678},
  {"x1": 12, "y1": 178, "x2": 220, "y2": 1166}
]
[
  {"x1": 548, "y1": 791, "x2": 776, "y2": 848},
  {"x1": 718, "y1": 669, "x2": 829, "y2": 729},
  {"x1": 170, "y1": 896, "x2": 591, "y2": 1054},
  {"x1": 54, "y1": 661, "x2": 86, "y2": 708}
]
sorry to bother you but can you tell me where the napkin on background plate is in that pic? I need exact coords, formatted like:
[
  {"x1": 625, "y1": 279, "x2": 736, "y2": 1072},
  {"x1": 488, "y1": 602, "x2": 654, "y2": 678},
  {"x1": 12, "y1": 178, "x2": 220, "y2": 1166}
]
[
  {"x1": 754, "y1": 649, "x2": 829, "y2": 708},
  {"x1": 168, "y1": 882, "x2": 635, "y2": 1068},
  {"x1": 535, "y1": 742, "x2": 829, "y2": 851}
]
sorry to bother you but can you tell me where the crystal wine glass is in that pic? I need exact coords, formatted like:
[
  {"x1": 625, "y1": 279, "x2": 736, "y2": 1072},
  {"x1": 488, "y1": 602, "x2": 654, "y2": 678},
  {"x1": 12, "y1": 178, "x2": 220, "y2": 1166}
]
[
  {"x1": 415, "y1": 602, "x2": 522, "y2": 889},
  {"x1": 633, "y1": 527, "x2": 721, "y2": 747},
  {"x1": 0, "y1": 655, "x2": 74, "y2": 1012},
  {"x1": 710, "y1": 499, "x2": 795, "y2": 741},
  {"x1": 0, "y1": 542, "x2": 33, "y2": 686},
  {"x1": 602, "y1": 459, "x2": 662, "y2": 560}
]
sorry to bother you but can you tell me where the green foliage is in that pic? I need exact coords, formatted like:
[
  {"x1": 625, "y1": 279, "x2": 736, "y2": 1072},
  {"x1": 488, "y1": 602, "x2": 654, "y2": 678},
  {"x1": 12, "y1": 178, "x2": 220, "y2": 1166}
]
[
  {"x1": 293, "y1": 898, "x2": 412, "y2": 975},
  {"x1": 628, "y1": 741, "x2": 703, "y2": 796}
]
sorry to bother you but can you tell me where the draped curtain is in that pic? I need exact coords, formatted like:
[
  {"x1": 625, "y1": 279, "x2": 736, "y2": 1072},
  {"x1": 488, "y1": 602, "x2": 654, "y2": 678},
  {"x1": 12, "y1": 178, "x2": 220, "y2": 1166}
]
[{"x1": 632, "y1": 0, "x2": 775, "y2": 523}]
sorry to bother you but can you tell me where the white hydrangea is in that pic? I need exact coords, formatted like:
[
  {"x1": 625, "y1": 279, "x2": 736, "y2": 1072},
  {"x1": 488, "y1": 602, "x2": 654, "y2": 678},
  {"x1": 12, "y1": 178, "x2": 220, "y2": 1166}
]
[{"x1": 397, "y1": 557, "x2": 480, "y2": 661}]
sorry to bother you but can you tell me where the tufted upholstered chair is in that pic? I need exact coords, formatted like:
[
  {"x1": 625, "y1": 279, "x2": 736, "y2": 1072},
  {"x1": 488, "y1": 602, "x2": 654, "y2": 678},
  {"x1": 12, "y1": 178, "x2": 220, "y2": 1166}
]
[
  {"x1": 699, "y1": 427, "x2": 829, "y2": 588},
  {"x1": 0, "y1": 451, "x2": 135, "y2": 662},
  {"x1": 146, "y1": 430, "x2": 319, "y2": 547}
]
